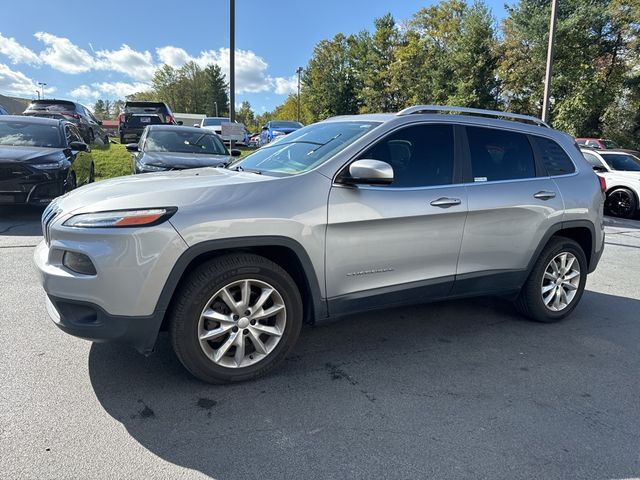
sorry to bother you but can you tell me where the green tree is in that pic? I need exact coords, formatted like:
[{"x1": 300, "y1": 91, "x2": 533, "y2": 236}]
[
  {"x1": 203, "y1": 64, "x2": 229, "y2": 117},
  {"x1": 303, "y1": 33, "x2": 360, "y2": 121},
  {"x1": 92, "y1": 99, "x2": 106, "y2": 120},
  {"x1": 236, "y1": 100, "x2": 256, "y2": 130}
]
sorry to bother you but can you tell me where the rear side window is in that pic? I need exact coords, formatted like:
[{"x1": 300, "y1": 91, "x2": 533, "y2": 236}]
[
  {"x1": 582, "y1": 151, "x2": 606, "y2": 169},
  {"x1": 531, "y1": 136, "x2": 575, "y2": 176},
  {"x1": 466, "y1": 127, "x2": 535, "y2": 182},
  {"x1": 359, "y1": 124, "x2": 455, "y2": 188}
]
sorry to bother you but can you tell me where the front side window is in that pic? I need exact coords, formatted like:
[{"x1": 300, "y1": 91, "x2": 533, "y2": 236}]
[
  {"x1": 600, "y1": 153, "x2": 640, "y2": 172},
  {"x1": 582, "y1": 151, "x2": 606, "y2": 169},
  {"x1": 358, "y1": 124, "x2": 455, "y2": 188},
  {"x1": 145, "y1": 130, "x2": 228, "y2": 155},
  {"x1": 232, "y1": 121, "x2": 379, "y2": 176},
  {"x1": 467, "y1": 126, "x2": 535, "y2": 182},
  {"x1": 531, "y1": 136, "x2": 575, "y2": 176}
]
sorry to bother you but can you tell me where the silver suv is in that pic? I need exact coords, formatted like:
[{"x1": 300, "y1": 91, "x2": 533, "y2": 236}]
[{"x1": 34, "y1": 105, "x2": 605, "y2": 383}]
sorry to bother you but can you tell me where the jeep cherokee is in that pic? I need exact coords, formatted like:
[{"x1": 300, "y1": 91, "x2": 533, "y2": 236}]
[{"x1": 34, "y1": 105, "x2": 605, "y2": 383}]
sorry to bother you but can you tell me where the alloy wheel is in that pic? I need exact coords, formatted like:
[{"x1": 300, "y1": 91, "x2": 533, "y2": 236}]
[
  {"x1": 197, "y1": 279, "x2": 286, "y2": 368},
  {"x1": 606, "y1": 190, "x2": 634, "y2": 217},
  {"x1": 540, "y1": 252, "x2": 581, "y2": 312}
]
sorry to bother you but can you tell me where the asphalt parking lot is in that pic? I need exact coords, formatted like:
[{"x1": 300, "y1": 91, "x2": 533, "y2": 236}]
[{"x1": 1, "y1": 206, "x2": 639, "y2": 480}]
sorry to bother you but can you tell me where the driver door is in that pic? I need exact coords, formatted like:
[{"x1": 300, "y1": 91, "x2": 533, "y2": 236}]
[{"x1": 325, "y1": 123, "x2": 468, "y2": 314}]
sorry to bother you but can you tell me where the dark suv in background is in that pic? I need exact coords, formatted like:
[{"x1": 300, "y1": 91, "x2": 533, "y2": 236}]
[
  {"x1": 23, "y1": 99, "x2": 108, "y2": 145},
  {"x1": 118, "y1": 101, "x2": 176, "y2": 144}
]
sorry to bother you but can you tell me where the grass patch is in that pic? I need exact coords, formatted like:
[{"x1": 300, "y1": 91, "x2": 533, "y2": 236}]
[
  {"x1": 92, "y1": 142, "x2": 131, "y2": 181},
  {"x1": 91, "y1": 138, "x2": 256, "y2": 181}
]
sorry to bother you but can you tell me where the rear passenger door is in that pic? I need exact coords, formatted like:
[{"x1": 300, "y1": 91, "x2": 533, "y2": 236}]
[{"x1": 453, "y1": 126, "x2": 566, "y2": 294}]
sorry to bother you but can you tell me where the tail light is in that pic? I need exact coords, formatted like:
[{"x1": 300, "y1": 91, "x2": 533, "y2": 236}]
[
  {"x1": 166, "y1": 115, "x2": 174, "y2": 124},
  {"x1": 597, "y1": 175, "x2": 606, "y2": 192},
  {"x1": 62, "y1": 112, "x2": 81, "y2": 120}
]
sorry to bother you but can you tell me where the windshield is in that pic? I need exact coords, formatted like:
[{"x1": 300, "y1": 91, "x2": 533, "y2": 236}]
[
  {"x1": 145, "y1": 130, "x2": 228, "y2": 155},
  {"x1": 601, "y1": 139, "x2": 619, "y2": 149},
  {"x1": 0, "y1": 121, "x2": 62, "y2": 147},
  {"x1": 271, "y1": 121, "x2": 302, "y2": 129},
  {"x1": 601, "y1": 153, "x2": 640, "y2": 172},
  {"x1": 231, "y1": 121, "x2": 380, "y2": 175},
  {"x1": 202, "y1": 118, "x2": 228, "y2": 126}
]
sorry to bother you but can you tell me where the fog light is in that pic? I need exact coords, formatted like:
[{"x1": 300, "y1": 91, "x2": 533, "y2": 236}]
[{"x1": 62, "y1": 251, "x2": 96, "y2": 275}]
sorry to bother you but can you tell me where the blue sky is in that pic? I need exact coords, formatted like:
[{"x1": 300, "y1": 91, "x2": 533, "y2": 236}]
[{"x1": 0, "y1": 0, "x2": 509, "y2": 113}]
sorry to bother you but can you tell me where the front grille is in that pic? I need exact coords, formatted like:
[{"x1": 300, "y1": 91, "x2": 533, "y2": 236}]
[
  {"x1": 0, "y1": 164, "x2": 30, "y2": 181},
  {"x1": 42, "y1": 201, "x2": 60, "y2": 245}
]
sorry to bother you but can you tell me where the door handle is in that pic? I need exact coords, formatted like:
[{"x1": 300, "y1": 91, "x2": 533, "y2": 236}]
[
  {"x1": 430, "y1": 197, "x2": 462, "y2": 208},
  {"x1": 533, "y1": 191, "x2": 556, "y2": 200}
]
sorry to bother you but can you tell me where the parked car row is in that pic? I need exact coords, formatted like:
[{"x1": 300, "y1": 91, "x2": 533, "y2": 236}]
[
  {"x1": 0, "y1": 115, "x2": 94, "y2": 205},
  {"x1": 118, "y1": 101, "x2": 177, "y2": 144}
]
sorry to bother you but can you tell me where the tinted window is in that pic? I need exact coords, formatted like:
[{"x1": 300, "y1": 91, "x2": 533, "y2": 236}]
[
  {"x1": 203, "y1": 118, "x2": 226, "y2": 126},
  {"x1": 467, "y1": 127, "x2": 535, "y2": 182},
  {"x1": 359, "y1": 124, "x2": 454, "y2": 188},
  {"x1": 531, "y1": 136, "x2": 575, "y2": 175},
  {"x1": 600, "y1": 153, "x2": 640, "y2": 172},
  {"x1": 582, "y1": 151, "x2": 606, "y2": 169},
  {"x1": 65, "y1": 125, "x2": 83, "y2": 144},
  {"x1": 0, "y1": 120, "x2": 63, "y2": 147},
  {"x1": 271, "y1": 121, "x2": 303, "y2": 129},
  {"x1": 145, "y1": 130, "x2": 228, "y2": 155}
]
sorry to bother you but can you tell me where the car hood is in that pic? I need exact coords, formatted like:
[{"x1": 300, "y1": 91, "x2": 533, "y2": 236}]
[
  {"x1": 0, "y1": 145, "x2": 63, "y2": 163},
  {"x1": 140, "y1": 151, "x2": 231, "y2": 168},
  {"x1": 53, "y1": 167, "x2": 272, "y2": 215}
]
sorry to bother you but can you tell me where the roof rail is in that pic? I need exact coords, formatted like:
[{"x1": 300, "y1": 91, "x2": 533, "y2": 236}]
[{"x1": 396, "y1": 105, "x2": 550, "y2": 128}]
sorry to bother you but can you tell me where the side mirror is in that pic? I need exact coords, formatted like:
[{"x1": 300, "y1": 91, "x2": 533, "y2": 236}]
[
  {"x1": 177, "y1": 121, "x2": 183, "y2": 125},
  {"x1": 344, "y1": 159, "x2": 394, "y2": 185},
  {"x1": 193, "y1": 123, "x2": 200, "y2": 128},
  {"x1": 230, "y1": 149, "x2": 242, "y2": 157},
  {"x1": 592, "y1": 165, "x2": 607, "y2": 173},
  {"x1": 125, "y1": 143, "x2": 139, "y2": 152},
  {"x1": 262, "y1": 126, "x2": 268, "y2": 130},
  {"x1": 69, "y1": 141, "x2": 89, "y2": 152}
]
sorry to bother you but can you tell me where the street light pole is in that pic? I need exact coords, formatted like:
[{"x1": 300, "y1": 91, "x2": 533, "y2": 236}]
[
  {"x1": 38, "y1": 82, "x2": 47, "y2": 100},
  {"x1": 36, "y1": 90, "x2": 40, "y2": 100},
  {"x1": 296, "y1": 67, "x2": 303, "y2": 123},
  {"x1": 229, "y1": 0, "x2": 236, "y2": 148},
  {"x1": 542, "y1": 0, "x2": 558, "y2": 124},
  {"x1": 214, "y1": 101, "x2": 218, "y2": 117}
]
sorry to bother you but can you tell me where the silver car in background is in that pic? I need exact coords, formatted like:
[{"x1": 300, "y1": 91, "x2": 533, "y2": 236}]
[{"x1": 34, "y1": 105, "x2": 605, "y2": 383}]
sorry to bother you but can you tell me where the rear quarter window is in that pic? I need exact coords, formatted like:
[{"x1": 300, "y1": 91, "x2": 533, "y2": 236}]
[{"x1": 531, "y1": 136, "x2": 575, "y2": 176}]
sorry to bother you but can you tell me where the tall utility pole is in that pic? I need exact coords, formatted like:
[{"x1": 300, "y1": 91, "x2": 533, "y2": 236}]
[
  {"x1": 38, "y1": 82, "x2": 47, "y2": 100},
  {"x1": 296, "y1": 67, "x2": 303, "y2": 123},
  {"x1": 36, "y1": 90, "x2": 40, "y2": 100},
  {"x1": 229, "y1": 0, "x2": 236, "y2": 148},
  {"x1": 542, "y1": 0, "x2": 558, "y2": 124}
]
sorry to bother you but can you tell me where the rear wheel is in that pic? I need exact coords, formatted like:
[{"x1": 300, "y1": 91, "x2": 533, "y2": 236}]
[
  {"x1": 605, "y1": 188, "x2": 637, "y2": 218},
  {"x1": 515, "y1": 237, "x2": 587, "y2": 323},
  {"x1": 169, "y1": 253, "x2": 303, "y2": 383}
]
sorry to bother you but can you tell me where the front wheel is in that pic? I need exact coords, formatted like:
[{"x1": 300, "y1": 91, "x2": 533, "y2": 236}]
[
  {"x1": 515, "y1": 237, "x2": 587, "y2": 323},
  {"x1": 169, "y1": 253, "x2": 303, "y2": 383}
]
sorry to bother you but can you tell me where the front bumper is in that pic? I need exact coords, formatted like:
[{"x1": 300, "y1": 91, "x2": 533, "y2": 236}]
[
  {"x1": 0, "y1": 165, "x2": 66, "y2": 205},
  {"x1": 46, "y1": 295, "x2": 163, "y2": 354}
]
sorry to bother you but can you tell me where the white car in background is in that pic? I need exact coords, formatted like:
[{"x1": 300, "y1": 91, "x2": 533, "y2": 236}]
[
  {"x1": 581, "y1": 148, "x2": 640, "y2": 218},
  {"x1": 199, "y1": 117, "x2": 247, "y2": 145}
]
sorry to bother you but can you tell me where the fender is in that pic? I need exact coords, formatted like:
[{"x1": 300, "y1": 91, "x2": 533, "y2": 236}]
[{"x1": 153, "y1": 235, "x2": 327, "y2": 321}]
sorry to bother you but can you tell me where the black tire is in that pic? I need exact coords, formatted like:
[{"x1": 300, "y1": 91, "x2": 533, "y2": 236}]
[
  {"x1": 515, "y1": 236, "x2": 587, "y2": 323},
  {"x1": 103, "y1": 134, "x2": 109, "y2": 145},
  {"x1": 89, "y1": 163, "x2": 95, "y2": 183},
  {"x1": 169, "y1": 253, "x2": 303, "y2": 383},
  {"x1": 605, "y1": 188, "x2": 637, "y2": 218}
]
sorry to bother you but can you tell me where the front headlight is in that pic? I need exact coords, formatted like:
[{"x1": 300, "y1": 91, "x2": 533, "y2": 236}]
[
  {"x1": 64, "y1": 208, "x2": 177, "y2": 228},
  {"x1": 137, "y1": 161, "x2": 168, "y2": 172},
  {"x1": 31, "y1": 159, "x2": 64, "y2": 170}
]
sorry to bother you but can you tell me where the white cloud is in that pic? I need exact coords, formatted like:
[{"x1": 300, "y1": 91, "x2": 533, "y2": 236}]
[
  {"x1": 92, "y1": 81, "x2": 151, "y2": 97},
  {"x1": 156, "y1": 46, "x2": 191, "y2": 68},
  {"x1": 95, "y1": 44, "x2": 156, "y2": 81},
  {"x1": 0, "y1": 63, "x2": 53, "y2": 96},
  {"x1": 34, "y1": 32, "x2": 94, "y2": 74},
  {"x1": 273, "y1": 75, "x2": 297, "y2": 95},
  {"x1": 69, "y1": 84, "x2": 100, "y2": 100},
  {"x1": 0, "y1": 33, "x2": 41, "y2": 65}
]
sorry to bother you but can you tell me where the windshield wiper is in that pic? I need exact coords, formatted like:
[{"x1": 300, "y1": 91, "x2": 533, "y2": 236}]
[{"x1": 230, "y1": 165, "x2": 262, "y2": 174}]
